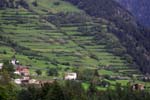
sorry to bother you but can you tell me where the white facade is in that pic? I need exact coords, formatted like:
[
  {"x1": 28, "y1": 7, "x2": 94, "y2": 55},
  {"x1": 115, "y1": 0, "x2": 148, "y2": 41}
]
[
  {"x1": 0, "y1": 63, "x2": 3, "y2": 69},
  {"x1": 23, "y1": 76, "x2": 30, "y2": 80},
  {"x1": 14, "y1": 79, "x2": 22, "y2": 84},
  {"x1": 14, "y1": 71, "x2": 21, "y2": 75},
  {"x1": 65, "y1": 73, "x2": 77, "y2": 80},
  {"x1": 11, "y1": 59, "x2": 19, "y2": 65},
  {"x1": 11, "y1": 59, "x2": 16, "y2": 65},
  {"x1": 29, "y1": 79, "x2": 40, "y2": 84}
]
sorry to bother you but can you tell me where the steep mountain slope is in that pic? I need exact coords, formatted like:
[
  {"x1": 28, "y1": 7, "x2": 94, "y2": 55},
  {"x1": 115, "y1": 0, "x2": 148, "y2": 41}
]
[
  {"x1": 0, "y1": 1, "x2": 133, "y2": 68},
  {"x1": 115, "y1": 0, "x2": 150, "y2": 27},
  {"x1": 65, "y1": 0, "x2": 150, "y2": 74},
  {"x1": 0, "y1": 0, "x2": 149, "y2": 86},
  {"x1": 0, "y1": 0, "x2": 29, "y2": 8}
]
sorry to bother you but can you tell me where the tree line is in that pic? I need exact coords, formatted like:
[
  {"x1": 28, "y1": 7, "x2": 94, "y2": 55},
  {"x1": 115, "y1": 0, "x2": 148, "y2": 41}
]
[
  {"x1": 0, "y1": 60, "x2": 150, "y2": 100},
  {"x1": 4, "y1": 81, "x2": 150, "y2": 100}
]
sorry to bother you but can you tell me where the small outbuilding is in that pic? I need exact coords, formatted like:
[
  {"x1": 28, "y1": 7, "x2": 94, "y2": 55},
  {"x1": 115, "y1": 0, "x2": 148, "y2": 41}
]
[
  {"x1": 0, "y1": 63, "x2": 3, "y2": 70},
  {"x1": 64, "y1": 72, "x2": 77, "y2": 80},
  {"x1": 132, "y1": 83, "x2": 145, "y2": 91}
]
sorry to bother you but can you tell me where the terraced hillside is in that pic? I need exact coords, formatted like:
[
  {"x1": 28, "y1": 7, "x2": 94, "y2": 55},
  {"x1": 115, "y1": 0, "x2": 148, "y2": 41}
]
[
  {"x1": 0, "y1": 0, "x2": 144, "y2": 86},
  {"x1": 66, "y1": 0, "x2": 150, "y2": 74}
]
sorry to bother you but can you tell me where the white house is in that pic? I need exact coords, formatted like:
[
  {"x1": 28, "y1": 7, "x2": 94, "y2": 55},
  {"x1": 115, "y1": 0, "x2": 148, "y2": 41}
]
[
  {"x1": 0, "y1": 63, "x2": 3, "y2": 70},
  {"x1": 11, "y1": 59, "x2": 19, "y2": 65},
  {"x1": 14, "y1": 71, "x2": 21, "y2": 75},
  {"x1": 65, "y1": 72, "x2": 77, "y2": 80},
  {"x1": 14, "y1": 79, "x2": 22, "y2": 84},
  {"x1": 29, "y1": 79, "x2": 40, "y2": 84}
]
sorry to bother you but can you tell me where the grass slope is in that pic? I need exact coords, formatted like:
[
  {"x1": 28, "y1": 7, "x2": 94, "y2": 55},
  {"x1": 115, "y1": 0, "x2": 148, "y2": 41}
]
[{"x1": 0, "y1": 0, "x2": 145, "y2": 86}]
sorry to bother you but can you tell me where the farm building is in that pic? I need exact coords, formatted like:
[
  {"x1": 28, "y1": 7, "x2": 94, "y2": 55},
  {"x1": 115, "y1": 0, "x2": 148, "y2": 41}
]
[
  {"x1": 11, "y1": 59, "x2": 19, "y2": 66},
  {"x1": 65, "y1": 72, "x2": 77, "y2": 80},
  {"x1": 14, "y1": 66, "x2": 30, "y2": 76},
  {"x1": 0, "y1": 63, "x2": 3, "y2": 69},
  {"x1": 132, "y1": 83, "x2": 145, "y2": 91}
]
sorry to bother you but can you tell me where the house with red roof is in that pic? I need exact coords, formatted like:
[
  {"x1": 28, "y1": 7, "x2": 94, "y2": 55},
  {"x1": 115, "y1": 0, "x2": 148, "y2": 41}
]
[{"x1": 14, "y1": 66, "x2": 30, "y2": 76}]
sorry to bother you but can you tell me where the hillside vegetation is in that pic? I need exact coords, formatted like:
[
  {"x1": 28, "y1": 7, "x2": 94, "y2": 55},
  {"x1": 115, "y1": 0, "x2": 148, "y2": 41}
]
[
  {"x1": 0, "y1": 0, "x2": 150, "y2": 99},
  {"x1": 66, "y1": 0, "x2": 150, "y2": 74},
  {"x1": 0, "y1": 0, "x2": 149, "y2": 88}
]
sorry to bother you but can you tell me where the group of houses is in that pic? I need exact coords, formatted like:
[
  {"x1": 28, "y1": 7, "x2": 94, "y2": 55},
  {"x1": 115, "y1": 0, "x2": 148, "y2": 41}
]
[
  {"x1": 0, "y1": 59, "x2": 37, "y2": 85},
  {"x1": 0, "y1": 58, "x2": 78, "y2": 85},
  {"x1": 10, "y1": 58, "x2": 31, "y2": 84},
  {"x1": 0, "y1": 59, "x2": 146, "y2": 90},
  {"x1": 11, "y1": 59, "x2": 58, "y2": 85},
  {"x1": 14, "y1": 66, "x2": 30, "y2": 84}
]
